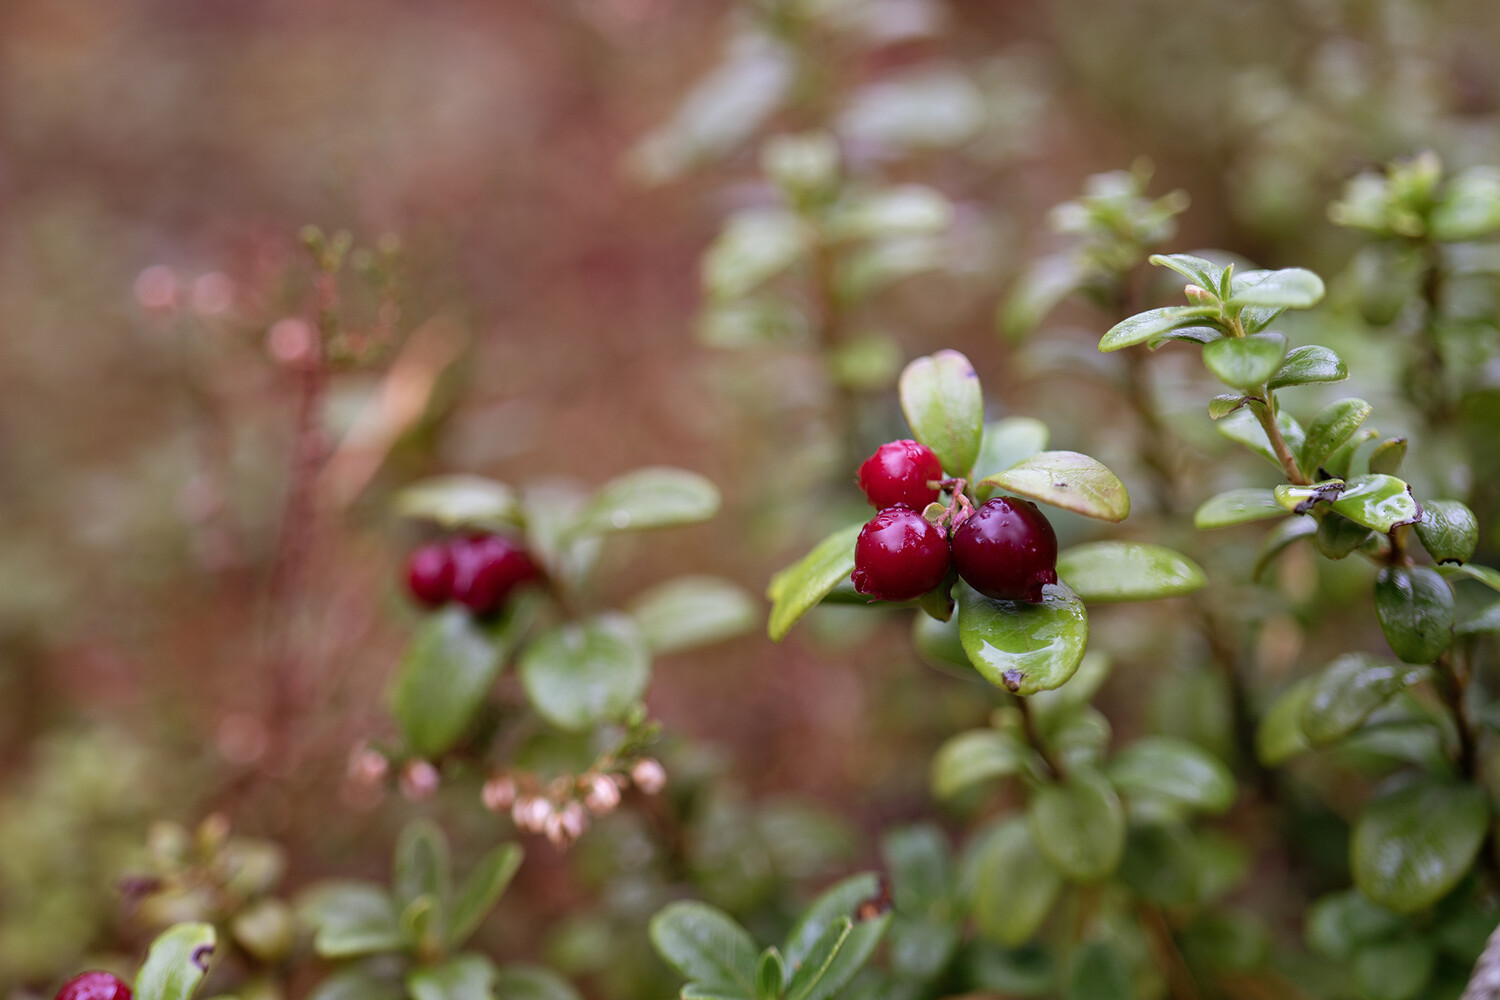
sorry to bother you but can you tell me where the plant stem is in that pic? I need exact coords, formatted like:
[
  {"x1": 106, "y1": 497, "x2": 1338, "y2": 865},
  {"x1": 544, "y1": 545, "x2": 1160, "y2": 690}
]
[
  {"x1": 1016, "y1": 696, "x2": 1066, "y2": 780},
  {"x1": 1136, "y1": 902, "x2": 1204, "y2": 1000},
  {"x1": 1250, "y1": 390, "x2": 1309, "y2": 485}
]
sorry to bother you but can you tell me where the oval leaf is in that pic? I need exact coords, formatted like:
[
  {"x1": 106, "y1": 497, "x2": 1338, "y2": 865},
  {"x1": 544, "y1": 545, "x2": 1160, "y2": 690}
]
[
  {"x1": 389, "y1": 607, "x2": 504, "y2": 758},
  {"x1": 1253, "y1": 517, "x2": 1318, "y2": 582},
  {"x1": 1299, "y1": 398, "x2": 1372, "y2": 476},
  {"x1": 781, "y1": 873, "x2": 890, "y2": 1000},
  {"x1": 1099, "y1": 305, "x2": 1223, "y2": 352},
  {"x1": 576, "y1": 467, "x2": 721, "y2": 535},
  {"x1": 1027, "y1": 770, "x2": 1125, "y2": 882},
  {"x1": 957, "y1": 583, "x2": 1089, "y2": 695},
  {"x1": 1056, "y1": 542, "x2": 1205, "y2": 603},
  {"x1": 1194, "y1": 488, "x2": 1286, "y2": 529},
  {"x1": 1149, "y1": 252, "x2": 1227, "y2": 290},
  {"x1": 1256, "y1": 677, "x2": 1315, "y2": 767},
  {"x1": 1415, "y1": 500, "x2": 1478, "y2": 565},
  {"x1": 448, "y1": 843, "x2": 523, "y2": 949},
  {"x1": 1329, "y1": 475, "x2": 1420, "y2": 533},
  {"x1": 767, "y1": 522, "x2": 863, "y2": 641},
  {"x1": 971, "y1": 417, "x2": 1050, "y2": 489},
  {"x1": 631, "y1": 576, "x2": 757, "y2": 655},
  {"x1": 965, "y1": 818, "x2": 1062, "y2": 947},
  {"x1": 980, "y1": 451, "x2": 1129, "y2": 522},
  {"x1": 1105, "y1": 736, "x2": 1235, "y2": 814},
  {"x1": 1352, "y1": 780, "x2": 1488, "y2": 913},
  {"x1": 1301, "y1": 654, "x2": 1431, "y2": 746},
  {"x1": 1369, "y1": 437, "x2": 1408, "y2": 476},
  {"x1": 1268, "y1": 344, "x2": 1348, "y2": 390},
  {"x1": 1217, "y1": 407, "x2": 1305, "y2": 471},
  {"x1": 298, "y1": 882, "x2": 404, "y2": 958},
  {"x1": 1374, "y1": 566, "x2": 1455, "y2": 665},
  {"x1": 899, "y1": 350, "x2": 984, "y2": 477},
  {"x1": 1226, "y1": 267, "x2": 1326, "y2": 308},
  {"x1": 395, "y1": 475, "x2": 520, "y2": 529},
  {"x1": 1201, "y1": 332, "x2": 1289, "y2": 390},
  {"x1": 408, "y1": 955, "x2": 496, "y2": 1000},
  {"x1": 1430, "y1": 166, "x2": 1500, "y2": 241},
  {"x1": 650, "y1": 902, "x2": 759, "y2": 998},
  {"x1": 519, "y1": 614, "x2": 651, "y2": 730},
  {"x1": 931, "y1": 729, "x2": 1035, "y2": 799},
  {"x1": 1439, "y1": 563, "x2": 1500, "y2": 593},
  {"x1": 135, "y1": 923, "x2": 216, "y2": 1000},
  {"x1": 492, "y1": 966, "x2": 583, "y2": 1000}
]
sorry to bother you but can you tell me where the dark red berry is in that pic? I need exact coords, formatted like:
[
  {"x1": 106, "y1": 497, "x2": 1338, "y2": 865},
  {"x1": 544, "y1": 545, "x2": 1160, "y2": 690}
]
[
  {"x1": 56, "y1": 972, "x2": 132, "y2": 1000},
  {"x1": 857, "y1": 440, "x2": 944, "y2": 511},
  {"x1": 851, "y1": 506, "x2": 952, "y2": 602},
  {"x1": 951, "y1": 497, "x2": 1058, "y2": 604},
  {"x1": 451, "y1": 534, "x2": 540, "y2": 617},
  {"x1": 406, "y1": 542, "x2": 455, "y2": 607}
]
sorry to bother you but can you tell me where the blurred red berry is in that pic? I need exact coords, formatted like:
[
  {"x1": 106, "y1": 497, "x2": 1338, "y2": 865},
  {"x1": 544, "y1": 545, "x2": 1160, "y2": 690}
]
[
  {"x1": 450, "y1": 534, "x2": 539, "y2": 616},
  {"x1": 405, "y1": 542, "x2": 455, "y2": 606},
  {"x1": 56, "y1": 972, "x2": 132, "y2": 1000}
]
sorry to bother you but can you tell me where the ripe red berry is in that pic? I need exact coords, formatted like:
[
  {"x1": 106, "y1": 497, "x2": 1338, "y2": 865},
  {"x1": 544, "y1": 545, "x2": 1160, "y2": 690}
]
[
  {"x1": 56, "y1": 972, "x2": 132, "y2": 1000},
  {"x1": 406, "y1": 542, "x2": 455, "y2": 607},
  {"x1": 851, "y1": 506, "x2": 952, "y2": 602},
  {"x1": 858, "y1": 440, "x2": 944, "y2": 511},
  {"x1": 451, "y1": 534, "x2": 540, "y2": 617},
  {"x1": 951, "y1": 497, "x2": 1058, "y2": 604}
]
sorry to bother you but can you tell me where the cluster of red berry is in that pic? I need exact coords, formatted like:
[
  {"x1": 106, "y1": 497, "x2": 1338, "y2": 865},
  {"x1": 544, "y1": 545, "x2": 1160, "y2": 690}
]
[
  {"x1": 851, "y1": 440, "x2": 1058, "y2": 604},
  {"x1": 55, "y1": 973, "x2": 131, "y2": 1000},
  {"x1": 405, "y1": 533, "x2": 539, "y2": 616}
]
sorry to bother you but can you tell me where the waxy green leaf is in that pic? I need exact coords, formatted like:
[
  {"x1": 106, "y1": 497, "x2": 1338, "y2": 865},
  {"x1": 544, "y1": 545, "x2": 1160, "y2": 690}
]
[
  {"x1": 1353, "y1": 941, "x2": 1435, "y2": 1000},
  {"x1": 1149, "y1": 252, "x2": 1226, "y2": 291},
  {"x1": 1054, "y1": 541, "x2": 1205, "y2": 602},
  {"x1": 298, "y1": 882, "x2": 404, "y2": 958},
  {"x1": 1430, "y1": 166, "x2": 1500, "y2": 241},
  {"x1": 448, "y1": 843, "x2": 523, "y2": 948},
  {"x1": 631, "y1": 576, "x2": 757, "y2": 655},
  {"x1": 781, "y1": 874, "x2": 889, "y2": 1000},
  {"x1": 971, "y1": 417, "x2": 1050, "y2": 490},
  {"x1": 899, "y1": 350, "x2": 984, "y2": 477},
  {"x1": 1301, "y1": 654, "x2": 1432, "y2": 746},
  {"x1": 394, "y1": 476, "x2": 521, "y2": 530},
  {"x1": 1208, "y1": 394, "x2": 1248, "y2": 419},
  {"x1": 1352, "y1": 780, "x2": 1488, "y2": 913},
  {"x1": 1315, "y1": 513, "x2": 1373, "y2": 560},
  {"x1": 1065, "y1": 941, "x2": 1133, "y2": 1000},
  {"x1": 1217, "y1": 407, "x2": 1305, "y2": 471},
  {"x1": 980, "y1": 451, "x2": 1130, "y2": 522},
  {"x1": 1194, "y1": 488, "x2": 1286, "y2": 529},
  {"x1": 651, "y1": 902, "x2": 759, "y2": 1000},
  {"x1": 1329, "y1": 475, "x2": 1420, "y2": 533},
  {"x1": 492, "y1": 966, "x2": 583, "y2": 1000},
  {"x1": 1001, "y1": 253, "x2": 1083, "y2": 339},
  {"x1": 1273, "y1": 480, "x2": 1346, "y2": 513},
  {"x1": 767, "y1": 522, "x2": 863, "y2": 641},
  {"x1": 1268, "y1": 345, "x2": 1349, "y2": 390},
  {"x1": 1368, "y1": 437, "x2": 1408, "y2": 476},
  {"x1": 1201, "y1": 332, "x2": 1288, "y2": 390},
  {"x1": 1439, "y1": 563, "x2": 1500, "y2": 593},
  {"x1": 1027, "y1": 770, "x2": 1125, "y2": 882},
  {"x1": 1256, "y1": 678, "x2": 1315, "y2": 766},
  {"x1": 576, "y1": 468, "x2": 721, "y2": 535},
  {"x1": 1305, "y1": 889, "x2": 1409, "y2": 961},
  {"x1": 1105, "y1": 737, "x2": 1235, "y2": 814},
  {"x1": 135, "y1": 923, "x2": 216, "y2": 1000},
  {"x1": 408, "y1": 955, "x2": 496, "y2": 1000},
  {"x1": 966, "y1": 819, "x2": 1062, "y2": 947},
  {"x1": 389, "y1": 608, "x2": 504, "y2": 758},
  {"x1": 956, "y1": 583, "x2": 1089, "y2": 695},
  {"x1": 755, "y1": 949, "x2": 785, "y2": 1000},
  {"x1": 1253, "y1": 516, "x2": 1318, "y2": 582},
  {"x1": 1299, "y1": 398, "x2": 1372, "y2": 476},
  {"x1": 931, "y1": 729, "x2": 1036, "y2": 799},
  {"x1": 1415, "y1": 500, "x2": 1478, "y2": 565},
  {"x1": 1374, "y1": 566, "x2": 1455, "y2": 665},
  {"x1": 519, "y1": 613, "x2": 651, "y2": 730},
  {"x1": 1099, "y1": 305, "x2": 1223, "y2": 352},
  {"x1": 1226, "y1": 267, "x2": 1326, "y2": 309}
]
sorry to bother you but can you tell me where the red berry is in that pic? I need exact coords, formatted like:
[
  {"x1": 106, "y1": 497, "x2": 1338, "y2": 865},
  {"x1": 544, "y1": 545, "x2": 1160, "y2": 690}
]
[
  {"x1": 857, "y1": 440, "x2": 944, "y2": 511},
  {"x1": 406, "y1": 542, "x2": 455, "y2": 607},
  {"x1": 851, "y1": 506, "x2": 952, "y2": 602},
  {"x1": 951, "y1": 497, "x2": 1058, "y2": 604},
  {"x1": 451, "y1": 534, "x2": 539, "y2": 617},
  {"x1": 56, "y1": 972, "x2": 132, "y2": 1000}
]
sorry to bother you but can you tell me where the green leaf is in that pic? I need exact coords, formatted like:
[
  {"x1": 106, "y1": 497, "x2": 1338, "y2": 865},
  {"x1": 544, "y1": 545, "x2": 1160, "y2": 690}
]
[
  {"x1": 1064, "y1": 940, "x2": 1133, "y2": 1000},
  {"x1": 631, "y1": 576, "x2": 757, "y2": 655},
  {"x1": 1099, "y1": 305, "x2": 1222, "y2": 352},
  {"x1": 931, "y1": 729, "x2": 1035, "y2": 799},
  {"x1": 1216, "y1": 407, "x2": 1305, "y2": 472},
  {"x1": 781, "y1": 874, "x2": 889, "y2": 1000},
  {"x1": 1226, "y1": 267, "x2": 1325, "y2": 308},
  {"x1": 1430, "y1": 166, "x2": 1500, "y2": 241},
  {"x1": 880, "y1": 824, "x2": 951, "y2": 910},
  {"x1": 961, "y1": 943, "x2": 1057, "y2": 995},
  {"x1": 297, "y1": 881, "x2": 404, "y2": 958},
  {"x1": 767, "y1": 523, "x2": 863, "y2": 641},
  {"x1": 135, "y1": 923, "x2": 216, "y2": 1000},
  {"x1": 1368, "y1": 437, "x2": 1408, "y2": 476},
  {"x1": 519, "y1": 613, "x2": 651, "y2": 730},
  {"x1": 784, "y1": 919, "x2": 852, "y2": 1000},
  {"x1": 1027, "y1": 770, "x2": 1125, "y2": 882},
  {"x1": 971, "y1": 417, "x2": 1050, "y2": 490},
  {"x1": 306, "y1": 968, "x2": 407, "y2": 1000},
  {"x1": 1149, "y1": 252, "x2": 1225, "y2": 291},
  {"x1": 1300, "y1": 654, "x2": 1431, "y2": 746},
  {"x1": 1353, "y1": 939, "x2": 1435, "y2": 1000},
  {"x1": 1208, "y1": 394, "x2": 1248, "y2": 419},
  {"x1": 1299, "y1": 398, "x2": 1372, "y2": 476},
  {"x1": 576, "y1": 468, "x2": 721, "y2": 535},
  {"x1": 1253, "y1": 517, "x2": 1318, "y2": 582},
  {"x1": 1118, "y1": 821, "x2": 1199, "y2": 907},
  {"x1": 1029, "y1": 651, "x2": 1113, "y2": 723},
  {"x1": 650, "y1": 902, "x2": 759, "y2": 999},
  {"x1": 492, "y1": 965, "x2": 583, "y2": 1000},
  {"x1": 965, "y1": 818, "x2": 1062, "y2": 948},
  {"x1": 755, "y1": 948, "x2": 785, "y2": 1000},
  {"x1": 979, "y1": 451, "x2": 1129, "y2": 522},
  {"x1": 395, "y1": 819, "x2": 451, "y2": 915},
  {"x1": 395, "y1": 476, "x2": 521, "y2": 530},
  {"x1": 703, "y1": 208, "x2": 806, "y2": 301},
  {"x1": 1194, "y1": 488, "x2": 1286, "y2": 529},
  {"x1": 1374, "y1": 565, "x2": 1455, "y2": 665},
  {"x1": 1329, "y1": 475, "x2": 1420, "y2": 533},
  {"x1": 1105, "y1": 737, "x2": 1235, "y2": 814},
  {"x1": 1201, "y1": 332, "x2": 1288, "y2": 390},
  {"x1": 1439, "y1": 563, "x2": 1500, "y2": 593},
  {"x1": 448, "y1": 843, "x2": 522, "y2": 948},
  {"x1": 1268, "y1": 345, "x2": 1349, "y2": 390},
  {"x1": 1415, "y1": 500, "x2": 1478, "y2": 565},
  {"x1": 1352, "y1": 779, "x2": 1489, "y2": 913},
  {"x1": 408, "y1": 955, "x2": 496, "y2": 1000},
  {"x1": 956, "y1": 583, "x2": 1089, "y2": 695},
  {"x1": 829, "y1": 185, "x2": 953, "y2": 241},
  {"x1": 1055, "y1": 542, "x2": 1205, "y2": 603},
  {"x1": 1459, "y1": 600, "x2": 1500, "y2": 636},
  {"x1": 910, "y1": 612, "x2": 977, "y2": 677},
  {"x1": 898, "y1": 350, "x2": 984, "y2": 477},
  {"x1": 1256, "y1": 677, "x2": 1315, "y2": 766},
  {"x1": 1315, "y1": 512, "x2": 1373, "y2": 559},
  {"x1": 1306, "y1": 889, "x2": 1409, "y2": 960},
  {"x1": 1273, "y1": 479, "x2": 1346, "y2": 514},
  {"x1": 1001, "y1": 253, "x2": 1083, "y2": 339},
  {"x1": 388, "y1": 607, "x2": 505, "y2": 758}
]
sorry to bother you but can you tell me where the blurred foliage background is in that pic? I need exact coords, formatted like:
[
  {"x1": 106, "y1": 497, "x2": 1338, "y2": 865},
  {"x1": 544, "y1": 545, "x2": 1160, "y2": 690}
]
[{"x1": 7, "y1": 0, "x2": 1500, "y2": 994}]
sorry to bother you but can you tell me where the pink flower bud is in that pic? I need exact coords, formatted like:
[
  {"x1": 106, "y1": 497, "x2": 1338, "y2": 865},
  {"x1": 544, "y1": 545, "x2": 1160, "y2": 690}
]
[
  {"x1": 512, "y1": 796, "x2": 552, "y2": 833},
  {"x1": 631, "y1": 758, "x2": 667, "y2": 795},
  {"x1": 399, "y1": 760, "x2": 440, "y2": 801},
  {"x1": 560, "y1": 801, "x2": 588, "y2": 840},
  {"x1": 583, "y1": 773, "x2": 621, "y2": 814},
  {"x1": 482, "y1": 775, "x2": 517, "y2": 813},
  {"x1": 347, "y1": 744, "x2": 389, "y2": 787}
]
